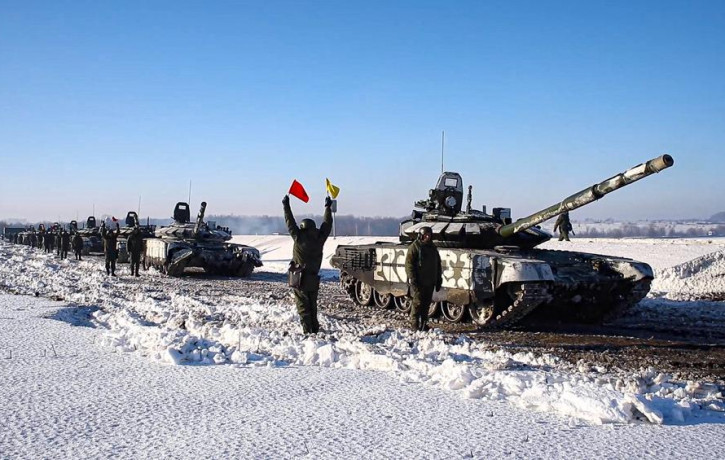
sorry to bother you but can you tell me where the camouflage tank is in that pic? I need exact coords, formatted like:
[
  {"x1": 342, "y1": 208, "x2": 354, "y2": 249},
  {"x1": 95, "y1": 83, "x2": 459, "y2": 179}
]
[
  {"x1": 73, "y1": 216, "x2": 104, "y2": 254},
  {"x1": 115, "y1": 212, "x2": 157, "y2": 263},
  {"x1": 143, "y1": 201, "x2": 262, "y2": 277},
  {"x1": 331, "y1": 155, "x2": 674, "y2": 327}
]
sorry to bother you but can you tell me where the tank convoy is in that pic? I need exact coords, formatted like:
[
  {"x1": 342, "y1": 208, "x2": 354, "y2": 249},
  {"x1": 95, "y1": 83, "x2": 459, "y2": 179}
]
[
  {"x1": 143, "y1": 201, "x2": 262, "y2": 277},
  {"x1": 331, "y1": 155, "x2": 675, "y2": 328}
]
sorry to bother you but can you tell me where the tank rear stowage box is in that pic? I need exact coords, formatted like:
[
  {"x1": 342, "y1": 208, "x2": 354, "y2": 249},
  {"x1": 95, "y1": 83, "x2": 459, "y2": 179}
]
[
  {"x1": 330, "y1": 155, "x2": 674, "y2": 328},
  {"x1": 143, "y1": 201, "x2": 262, "y2": 277}
]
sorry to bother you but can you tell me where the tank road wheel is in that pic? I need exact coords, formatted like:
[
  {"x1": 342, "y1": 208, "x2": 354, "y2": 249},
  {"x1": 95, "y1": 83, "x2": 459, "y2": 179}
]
[
  {"x1": 469, "y1": 301, "x2": 495, "y2": 326},
  {"x1": 428, "y1": 301, "x2": 441, "y2": 318},
  {"x1": 374, "y1": 291, "x2": 394, "y2": 309},
  {"x1": 394, "y1": 296, "x2": 412, "y2": 314},
  {"x1": 441, "y1": 302, "x2": 467, "y2": 323},
  {"x1": 340, "y1": 272, "x2": 357, "y2": 301},
  {"x1": 354, "y1": 281, "x2": 374, "y2": 306},
  {"x1": 236, "y1": 261, "x2": 254, "y2": 278}
]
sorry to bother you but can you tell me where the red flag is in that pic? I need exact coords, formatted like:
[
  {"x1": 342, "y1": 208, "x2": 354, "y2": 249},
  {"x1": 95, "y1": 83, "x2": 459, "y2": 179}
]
[{"x1": 288, "y1": 180, "x2": 309, "y2": 203}]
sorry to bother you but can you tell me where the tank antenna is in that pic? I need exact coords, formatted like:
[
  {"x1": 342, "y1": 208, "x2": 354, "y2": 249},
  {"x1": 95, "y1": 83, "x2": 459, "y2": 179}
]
[
  {"x1": 188, "y1": 180, "x2": 192, "y2": 204},
  {"x1": 138, "y1": 195, "x2": 142, "y2": 215},
  {"x1": 440, "y1": 130, "x2": 445, "y2": 173}
]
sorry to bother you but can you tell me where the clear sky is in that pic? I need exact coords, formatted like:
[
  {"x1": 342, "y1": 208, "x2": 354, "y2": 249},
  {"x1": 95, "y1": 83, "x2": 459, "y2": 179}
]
[{"x1": 1, "y1": 0, "x2": 723, "y2": 222}]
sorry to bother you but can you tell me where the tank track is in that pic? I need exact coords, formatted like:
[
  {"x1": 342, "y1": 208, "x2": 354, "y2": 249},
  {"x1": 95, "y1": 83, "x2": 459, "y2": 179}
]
[{"x1": 483, "y1": 283, "x2": 550, "y2": 328}]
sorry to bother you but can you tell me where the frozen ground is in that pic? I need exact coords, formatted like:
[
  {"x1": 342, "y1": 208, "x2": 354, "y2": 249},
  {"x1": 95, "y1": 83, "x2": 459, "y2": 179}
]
[{"x1": 2, "y1": 237, "x2": 725, "y2": 457}]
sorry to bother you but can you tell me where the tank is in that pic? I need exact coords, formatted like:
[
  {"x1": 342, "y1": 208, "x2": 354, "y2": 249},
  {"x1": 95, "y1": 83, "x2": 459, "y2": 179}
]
[
  {"x1": 115, "y1": 212, "x2": 157, "y2": 263},
  {"x1": 330, "y1": 155, "x2": 674, "y2": 328},
  {"x1": 74, "y1": 216, "x2": 104, "y2": 254},
  {"x1": 143, "y1": 201, "x2": 263, "y2": 277}
]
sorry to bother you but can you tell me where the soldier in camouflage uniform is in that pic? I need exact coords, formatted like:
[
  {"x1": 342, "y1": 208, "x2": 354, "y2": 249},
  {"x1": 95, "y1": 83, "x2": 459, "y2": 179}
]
[
  {"x1": 283, "y1": 194, "x2": 333, "y2": 334},
  {"x1": 405, "y1": 226, "x2": 442, "y2": 332},
  {"x1": 126, "y1": 226, "x2": 144, "y2": 277},
  {"x1": 553, "y1": 211, "x2": 572, "y2": 241},
  {"x1": 102, "y1": 222, "x2": 121, "y2": 276},
  {"x1": 72, "y1": 232, "x2": 83, "y2": 260},
  {"x1": 60, "y1": 229, "x2": 70, "y2": 260}
]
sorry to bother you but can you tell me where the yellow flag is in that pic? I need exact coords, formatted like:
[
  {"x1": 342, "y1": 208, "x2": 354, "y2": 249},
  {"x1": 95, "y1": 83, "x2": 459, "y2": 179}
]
[{"x1": 325, "y1": 178, "x2": 340, "y2": 199}]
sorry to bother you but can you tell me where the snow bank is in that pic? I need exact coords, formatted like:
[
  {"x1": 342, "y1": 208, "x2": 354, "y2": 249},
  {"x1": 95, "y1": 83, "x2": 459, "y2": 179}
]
[{"x1": 1, "y1": 240, "x2": 724, "y2": 425}]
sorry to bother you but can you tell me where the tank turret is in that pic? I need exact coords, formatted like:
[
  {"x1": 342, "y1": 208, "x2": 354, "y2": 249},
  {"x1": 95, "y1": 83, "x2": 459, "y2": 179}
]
[{"x1": 401, "y1": 155, "x2": 674, "y2": 249}]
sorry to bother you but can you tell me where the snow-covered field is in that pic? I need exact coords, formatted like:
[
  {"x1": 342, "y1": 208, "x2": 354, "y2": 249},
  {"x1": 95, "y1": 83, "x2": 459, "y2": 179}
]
[{"x1": 2, "y1": 236, "x2": 725, "y2": 458}]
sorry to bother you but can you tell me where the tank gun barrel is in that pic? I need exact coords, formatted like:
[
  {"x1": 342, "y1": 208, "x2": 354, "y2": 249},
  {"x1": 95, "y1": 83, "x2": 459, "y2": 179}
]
[
  {"x1": 498, "y1": 154, "x2": 674, "y2": 238},
  {"x1": 193, "y1": 201, "x2": 207, "y2": 236}
]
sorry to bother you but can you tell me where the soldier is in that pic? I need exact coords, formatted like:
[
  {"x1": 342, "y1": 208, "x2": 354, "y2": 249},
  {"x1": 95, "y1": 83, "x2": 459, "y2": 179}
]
[
  {"x1": 102, "y1": 222, "x2": 121, "y2": 276},
  {"x1": 126, "y1": 226, "x2": 144, "y2": 277},
  {"x1": 553, "y1": 211, "x2": 572, "y2": 241},
  {"x1": 282, "y1": 194, "x2": 333, "y2": 334},
  {"x1": 72, "y1": 232, "x2": 83, "y2": 260},
  {"x1": 55, "y1": 230, "x2": 62, "y2": 256},
  {"x1": 405, "y1": 226, "x2": 442, "y2": 332},
  {"x1": 37, "y1": 227, "x2": 45, "y2": 251},
  {"x1": 60, "y1": 229, "x2": 70, "y2": 260}
]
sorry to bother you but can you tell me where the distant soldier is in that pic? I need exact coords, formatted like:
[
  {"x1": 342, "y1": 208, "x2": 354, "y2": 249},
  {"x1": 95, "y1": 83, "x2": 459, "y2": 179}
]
[
  {"x1": 60, "y1": 229, "x2": 70, "y2": 260},
  {"x1": 30, "y1": 232, "x2": 37, "y2": 249},
  {"x1": 55, "y1": 230, "x2": 62, "y2": 256},
  {"x1": 282, "y1": 194, "x2": 333, "y2": 334},
  {"x1": 553, "y1": 211, "x2": 573, "y2": 241},
  {"x1": 44, "y1": 230, "x2": 52, "y2": 253},
  {"x1": 102, "y1": 222, "x2": 121, "y2": 276},
  {"x1": 126, "y1": 226, "x2": 144, "y2": 277},
  {"x1": 72, "y1": 232, "x2": 83, "y2": 260},
  {"x1": 37, "y1": 227, "x2": 45, "y2": 250},
  {"x1": 405, "y1": 226, "x2": 442, "y2": 332}
]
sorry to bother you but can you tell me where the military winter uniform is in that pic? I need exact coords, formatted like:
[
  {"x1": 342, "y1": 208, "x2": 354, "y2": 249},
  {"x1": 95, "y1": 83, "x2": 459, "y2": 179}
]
[
  {"x1": 126, "y1": 227, "x2": 144, "y2": 277},
  {"x1": 60, "y1": 230, "x2": 70, "y2": 260},
  {"x1": 553, "y1": 212, "x2": 572, "y2": 241},
  {"x1": 405, "y1": 234, "x2": 442, "y2": 331},
  {"x1": 72, "y1": 233, "x2": 83, "y2": 260},
  {"x1": 102, "y1": 224, "x2": 120, "y2": 276},
  {"x1": 283, "y1": 196, "x2": 333, "y2": 334}
]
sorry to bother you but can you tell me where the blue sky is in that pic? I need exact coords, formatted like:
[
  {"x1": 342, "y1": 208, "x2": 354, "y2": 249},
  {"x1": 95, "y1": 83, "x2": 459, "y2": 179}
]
[{"x1": 1, "y1": 0, "x2": 723, "y2": 222}]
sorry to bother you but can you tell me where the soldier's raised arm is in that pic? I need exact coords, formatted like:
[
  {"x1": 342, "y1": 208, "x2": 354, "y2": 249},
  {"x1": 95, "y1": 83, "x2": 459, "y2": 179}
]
[
  {"x1": 282, "y1": 195, "x2": 300, "y2": 240},
  {"x1": 319, "y1": 196, "x2": 333, "y2": 241}
]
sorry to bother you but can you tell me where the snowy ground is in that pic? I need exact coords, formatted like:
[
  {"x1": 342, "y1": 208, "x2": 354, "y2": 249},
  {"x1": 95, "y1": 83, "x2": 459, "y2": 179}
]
[{"x1": 2, "y1": 237, "x2": 725, "y2": 457}]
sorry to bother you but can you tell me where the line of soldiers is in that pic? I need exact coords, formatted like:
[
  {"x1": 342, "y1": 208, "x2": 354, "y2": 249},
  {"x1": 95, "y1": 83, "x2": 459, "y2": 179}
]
[{"x1": 8, "y1": 222, "x2": 144, "y2": 276}]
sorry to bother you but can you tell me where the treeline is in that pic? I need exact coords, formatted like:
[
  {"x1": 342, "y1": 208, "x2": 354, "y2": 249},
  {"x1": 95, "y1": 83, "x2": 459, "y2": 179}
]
[
  {"x1": 576, "y1": 224, "x2": 725, "y2": 238},
  {"x1": 208, "y1": 214, "x2": 403, "y2": 236},
  {"x1": 4, "y1": 217, "x2": 725, "y2": 239}
]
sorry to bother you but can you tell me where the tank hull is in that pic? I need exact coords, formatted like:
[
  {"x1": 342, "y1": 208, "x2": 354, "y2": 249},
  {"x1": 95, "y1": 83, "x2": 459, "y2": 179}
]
[
  {"x1": 330, "y1": 243, "x2": 652, "y2": 327},
  {"x1": 144, "y1": 238, "x2": 262, "y2": 277}
]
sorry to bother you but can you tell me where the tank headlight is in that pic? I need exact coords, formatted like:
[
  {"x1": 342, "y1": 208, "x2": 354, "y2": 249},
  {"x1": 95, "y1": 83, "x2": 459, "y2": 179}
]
[{"x1": 445, "y1": 196, "x2": 457, "y2": 208}]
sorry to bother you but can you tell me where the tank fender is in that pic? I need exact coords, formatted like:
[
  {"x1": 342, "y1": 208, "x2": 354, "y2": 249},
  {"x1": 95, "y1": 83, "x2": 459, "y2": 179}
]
[
  {"x1": 495, "y1": 258, "x2": 555, "y2": 285},
  {"x1": 610, "y1": 260, "x2": 653, "y2": 281}
]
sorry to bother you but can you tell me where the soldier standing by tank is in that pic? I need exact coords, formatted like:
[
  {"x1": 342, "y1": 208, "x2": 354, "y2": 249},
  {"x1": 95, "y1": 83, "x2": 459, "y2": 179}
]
[
  {"x1": 126, "y1": 225, "x2": 144, "y2": 277},
  {"x1": 37, "y1": 226, "x2": 45, "y2": 251},
  {"x1": 55, "y1": 229, "x2": 62, "y2": 256},
  {"x1": 72, "y1": 232, "x2": 83, "y2": 260},
  {"x1": 553, "y1": 211, "x2": 572, "y2": 241},
  {"x1": 60, "y1": 228, "x2": 70, "y2": 260},
  {"x1": 405, "y1": 226, "x2": 442, "y2": 332},
  {"x1": 102, "y1": 222, "x2": 121, "y2": 276},
  {"x1": 282, "y1": 194, "x2": 333, "y2": 334}
]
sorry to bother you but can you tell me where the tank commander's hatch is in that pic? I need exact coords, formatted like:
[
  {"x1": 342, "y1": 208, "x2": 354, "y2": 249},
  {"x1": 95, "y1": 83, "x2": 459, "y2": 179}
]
[{"x1": 174, "y1": 202, "x2": 191, "y2": 224}]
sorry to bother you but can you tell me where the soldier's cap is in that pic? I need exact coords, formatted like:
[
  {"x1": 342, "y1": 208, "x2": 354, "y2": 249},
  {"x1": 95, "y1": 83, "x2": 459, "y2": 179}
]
[{"x1": 418, "y1": 226, "x2": 433, "y2": 236}]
